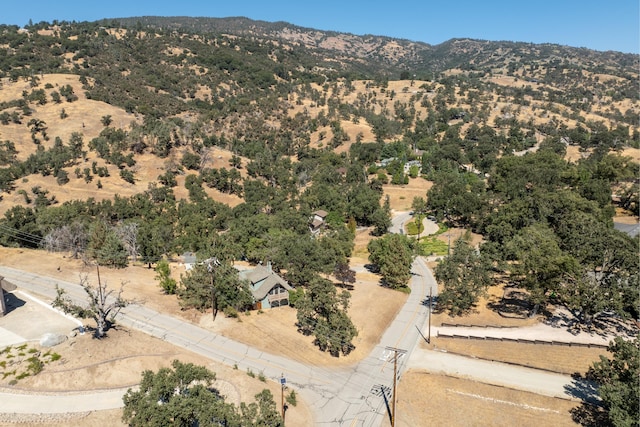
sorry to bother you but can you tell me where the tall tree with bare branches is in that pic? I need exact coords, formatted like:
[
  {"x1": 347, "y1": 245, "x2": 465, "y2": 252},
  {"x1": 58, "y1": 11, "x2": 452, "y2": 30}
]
[{"x1": 52, "y1": 269, "x2": 129, "y2": 338}]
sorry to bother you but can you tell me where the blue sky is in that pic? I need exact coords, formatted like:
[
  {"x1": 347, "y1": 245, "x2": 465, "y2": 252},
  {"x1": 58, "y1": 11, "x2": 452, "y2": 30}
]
[{"x1": 3, "y1": 0, "x2": 638, "y2": 53}]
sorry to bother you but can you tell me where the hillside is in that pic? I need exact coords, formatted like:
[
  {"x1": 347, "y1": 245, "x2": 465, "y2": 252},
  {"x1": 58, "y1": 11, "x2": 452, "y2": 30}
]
[
  {"x1": 0, "y1": 16, "x2": 638, "y2": 427},
  {"x1": 0, "y1": 16, "x2": 636, "y2": 297},
  {"x1": 0, "y1": 18, "x2": 637, "y2": 210}
]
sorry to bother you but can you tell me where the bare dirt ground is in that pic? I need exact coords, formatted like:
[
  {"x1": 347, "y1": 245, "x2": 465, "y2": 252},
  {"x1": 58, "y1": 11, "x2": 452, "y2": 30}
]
[
  {"x1": 1, "y1": 197, "x2": 634, "y2": 427},
  {"x1": 0, "y1": 246, "x2": 320, "y2": 425},
  {"x1": 382, "y1": 177, "x2": 433, "y2": 212},
  {"x1": 394, "y1": 373, "x2": 580, "y2": 427},
  {"x1": 0, "y1": 74, "x2": 247, "y2": 216},
  {"x1": 0, "y1": 236, "x2": 402, "y2": 425},
  {"x1": 1, "y1": 184, "x2": 633, "y2": 425},
  {"x1": 1, "y1": 71, "x2": 635, "y2": 424},
  {"x1": 0, "y1": 327, "x2": 313, "y2": 427}
]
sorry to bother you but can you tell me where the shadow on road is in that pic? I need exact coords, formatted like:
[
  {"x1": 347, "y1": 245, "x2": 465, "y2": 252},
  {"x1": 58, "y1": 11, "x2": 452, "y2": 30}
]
[
  {"x1": 3, "y1": 292, "x2": 26, "y2": 315},
  {"x1": 564, "y1": 374, "x2": 600, "y2": 405},
  {"x1": 566, "y1": 374, "x2": 608, "y2": 427},
  {"x1": 372, "y1": 384, "x2": 393, "y2": 426}
]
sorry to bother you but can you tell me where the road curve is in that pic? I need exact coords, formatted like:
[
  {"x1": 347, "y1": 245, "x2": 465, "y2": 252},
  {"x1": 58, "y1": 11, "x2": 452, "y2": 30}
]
[{"x1": 0, "y1": 257, "x2": 435, "y2": 426}]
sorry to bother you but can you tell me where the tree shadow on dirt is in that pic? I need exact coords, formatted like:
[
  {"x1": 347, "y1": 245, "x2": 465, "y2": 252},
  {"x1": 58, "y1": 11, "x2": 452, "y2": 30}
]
[
  {"x1": 591, "y1": 315, "x2": 637, "y2": 337},
  {"x1": 364, "y1": 263, "x2": 378, "y2": 273},
  {"x1": 486, "y1": 286, "x2": 546, "y2": 319},
  {"x1": 336, "y1": 283, "x2": 355, "y2": 291},
  {"x1": 544, "y1": 310, "x2": 636, "y2": 338},
  {"x1": 542, "y1": 309, "x2": 582, "y2": 332},
  {"x1": 566, "y1": 373, "x2": 610, "y2": 427}
]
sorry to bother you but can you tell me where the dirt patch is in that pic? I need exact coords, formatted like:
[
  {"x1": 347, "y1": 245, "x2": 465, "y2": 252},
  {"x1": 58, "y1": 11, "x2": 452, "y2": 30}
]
[
  {"x1": 0, "y1": 246, "x2": 406, "y2": 368},
  {"x1": 434, "y1": 227, "x2": 484, "y2": 248},
  {"x1": 199, "y1": 262, "x2": 406, "y2": 367},
  {"x1": 0, "y1": 328, "x2": 312, "y2": 426},
  {"x1": 393, "y1": 372, "x2": 579, "y2": 427},
  {"x1": 432, "y1": 281, "x2": 541, "y2": 328},
  {"x1": 383, "y1": 177, "x2": 433, "y2": 212},
  {"x1": 425, "y1": 337, "x2": 607, "y2": 375}
]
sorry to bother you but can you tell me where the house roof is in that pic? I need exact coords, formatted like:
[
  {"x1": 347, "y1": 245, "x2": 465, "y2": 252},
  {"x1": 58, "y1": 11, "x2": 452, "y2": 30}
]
[
  {"x1": 313, "y1": 210, "x2": 328, "y2": 218},
  {"x1": 182, "y1": 252, "x2": 197, "y2": 264},
  {"x1": 240, "y1": 265, "x2": 293, "y2": 301}
]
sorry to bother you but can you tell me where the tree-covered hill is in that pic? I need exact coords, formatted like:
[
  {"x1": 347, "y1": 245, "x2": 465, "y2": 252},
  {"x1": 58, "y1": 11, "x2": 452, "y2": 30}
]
[{"x1": 0, "y1": 17, "x2": 638, "y2": 354}]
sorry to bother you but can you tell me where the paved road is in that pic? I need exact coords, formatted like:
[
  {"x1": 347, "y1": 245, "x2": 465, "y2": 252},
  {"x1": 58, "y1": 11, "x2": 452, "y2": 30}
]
[
  {"x1": 614, "y1": 221, "x2": 639, "y2": 238},
  {"x1": 407, "y1": 349, "x2": 588, "y2": 401},
  {"x1": 0, "y1": 388, "x2": 130, "y2": 414},
  {"x1": 0, "y1": 254, "x2": 436, "y2": 425},
  {"x1": 0, "y1": 211, "x2": 600, "y2": 423}
]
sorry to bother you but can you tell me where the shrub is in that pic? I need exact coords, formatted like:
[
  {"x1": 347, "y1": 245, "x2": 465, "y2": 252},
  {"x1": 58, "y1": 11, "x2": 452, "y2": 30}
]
[
  {"x1": 119, "y1": 169, "x2": 135, "y2": 184},
  {"x1": 286, "y1": 390, "x2": 298, "y2": 407},
  {"x1": 223, "y1": 306, "x2": 239, "y2": 318},
  {"x1": 155, "y1": 259, "x2": 177, "y2": 295}
]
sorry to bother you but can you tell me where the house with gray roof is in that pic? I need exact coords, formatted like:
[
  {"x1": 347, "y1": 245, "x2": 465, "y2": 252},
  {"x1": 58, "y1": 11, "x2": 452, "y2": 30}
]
[
  {"x1": 239, "y1": 263, "x2": 293, "y2": 309},
  {"x1": 310, "y1": 210, "x2": 328, "y2": 235}
]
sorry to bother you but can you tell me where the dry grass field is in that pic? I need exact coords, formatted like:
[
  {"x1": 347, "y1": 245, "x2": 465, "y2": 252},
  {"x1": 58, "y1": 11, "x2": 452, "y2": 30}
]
[
  {"x1": 394, "y1": 373, "x2": 580, "y2": 427},
  {"x1": 1, "y1": 71, "x2": 638, "y2": 425},
  {"x1": 0, "y1": 327, "x2": 313, "y2": 427}
]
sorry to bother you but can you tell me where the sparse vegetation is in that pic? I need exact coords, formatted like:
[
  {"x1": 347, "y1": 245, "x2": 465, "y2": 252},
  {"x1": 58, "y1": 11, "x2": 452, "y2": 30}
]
[
  {"x1": 0, "y1": 17, "x2": 637, "y2": 426},
  {"x1": 0, "y1": 345, "x2": 61, "y2": 383}
]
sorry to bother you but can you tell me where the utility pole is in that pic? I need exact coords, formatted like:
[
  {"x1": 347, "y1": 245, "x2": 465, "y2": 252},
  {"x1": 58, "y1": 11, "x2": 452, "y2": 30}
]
[
  {"x1": 385, "y1": 346, "x2": 407, "y2": 427},
  {"x1": 428, "y1": 286, "x2": 432, "y2": 344},
  {"x1": 280, "y1": 374, "x2": 286, "y2": 425}
]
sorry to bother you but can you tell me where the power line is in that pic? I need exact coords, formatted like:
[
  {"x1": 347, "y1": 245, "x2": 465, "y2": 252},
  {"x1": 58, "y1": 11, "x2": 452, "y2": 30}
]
[
  {"x1": 0, "y1": 223, "x2": 164, "y2": 263},
  {"x1": 0, "y1": 222, "x2": 363, "y2": 349}
]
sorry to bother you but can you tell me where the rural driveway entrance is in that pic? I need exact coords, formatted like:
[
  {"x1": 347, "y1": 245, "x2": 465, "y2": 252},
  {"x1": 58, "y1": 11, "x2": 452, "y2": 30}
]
[
  {"x1": 0, "y1": 290, "x2": 81, "y2": 347},
  {"x1": 0, "y1": 251, "x2": 436, "y2": 426}
]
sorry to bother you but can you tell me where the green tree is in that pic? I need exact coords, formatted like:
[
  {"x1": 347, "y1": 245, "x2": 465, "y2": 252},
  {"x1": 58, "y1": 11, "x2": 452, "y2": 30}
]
[
  {"x1": 100, "y1": 115, "x2": 112, "y2": 127},
  {"x1": 411, "y1": 196, "x2": 427, "y2": 217},
  {"x1": 582, "y1": 336, "x2": 640, "y2": 427},
  {"x1": 296, "y1": 276, "x2": 357, "y2": 356},
  {"x1": 178, "y1": 262, "x2": 253, "y2": 316},
  {"x1": 554, "y1": 211, "x2": 639, "y2": 324},
  {"x1": 435, "y1": 238, "x2": 492, "y2": 316},
  {"x1": 122, "y1": 360, "x2": 281, "y2": 427},
  {"x1": 96, "y1": 229, "x2": 129, "y2": 268},
  {"x1": 367, "y1": 233, "x2": 415, "y2": 289},
  {"x1": 155, "y1": 259, "x2": 177, "y2": 294},
  {"x1": 508, "y1": 223, "x2": 577, "y2": 317}
]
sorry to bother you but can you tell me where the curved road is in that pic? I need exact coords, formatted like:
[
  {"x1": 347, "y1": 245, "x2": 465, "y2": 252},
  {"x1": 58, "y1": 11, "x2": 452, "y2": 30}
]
[
  {"x1": 0, "y1": 213, "x2": 594, "y2": 424},
  {"x1": 0, "y1": 255, "x2": 435, "y2": 425}
]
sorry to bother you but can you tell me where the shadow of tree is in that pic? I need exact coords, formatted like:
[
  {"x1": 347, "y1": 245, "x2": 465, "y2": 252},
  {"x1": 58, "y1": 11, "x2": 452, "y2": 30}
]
[
  {"x1": 336, "y1": 283, "x2": 355, "y2": 291},
  {"x1": 592, "y1": 315, "x2": 638, "y2": 337},
  {"x1": 565, "y1": 373, "x2": 600, "y2": 405},
  {"x1": 364, "y1": 263, "x2": 378, "y2": 273},
  {"x1": 486, "y1": 286, "x2": 532, "y2": 319},
  {"x1": 566, "y1": 373, "x2": 611, "y2": 426},
  {"x1": 543, "y1": 309, "x2": 581, "y2": 331}
]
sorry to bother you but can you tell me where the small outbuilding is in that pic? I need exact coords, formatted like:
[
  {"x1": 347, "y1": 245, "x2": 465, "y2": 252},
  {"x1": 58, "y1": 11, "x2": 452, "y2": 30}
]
[{"x1": 310, "y1": 210, "x2": 328, "y2": 234}]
